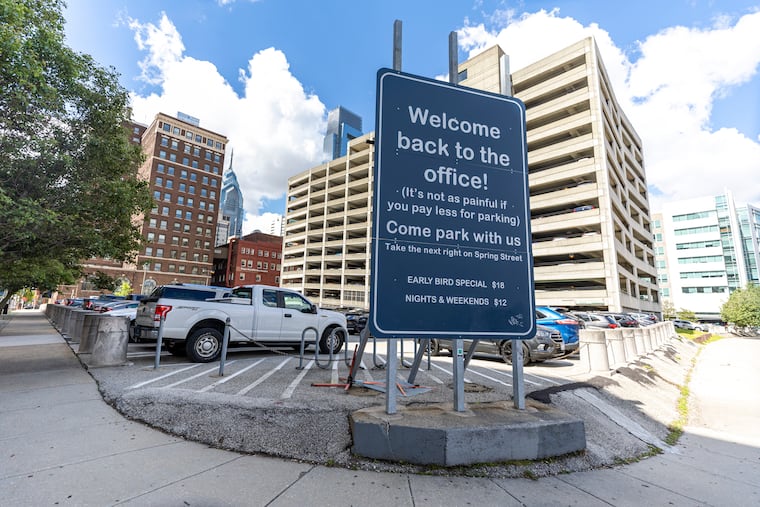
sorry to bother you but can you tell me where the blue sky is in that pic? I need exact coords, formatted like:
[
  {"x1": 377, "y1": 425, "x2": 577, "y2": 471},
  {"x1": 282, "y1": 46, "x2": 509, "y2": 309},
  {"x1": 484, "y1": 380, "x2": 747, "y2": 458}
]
[{"x1": 64, "y1": 0, "x2": 760, "y2": 232}]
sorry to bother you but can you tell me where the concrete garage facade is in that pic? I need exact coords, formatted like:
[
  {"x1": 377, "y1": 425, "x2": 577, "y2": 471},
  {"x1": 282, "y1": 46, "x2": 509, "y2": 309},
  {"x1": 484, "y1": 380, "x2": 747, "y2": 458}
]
[{"x1": 282, "y1": 38, "x2": 660, "y2": 316}]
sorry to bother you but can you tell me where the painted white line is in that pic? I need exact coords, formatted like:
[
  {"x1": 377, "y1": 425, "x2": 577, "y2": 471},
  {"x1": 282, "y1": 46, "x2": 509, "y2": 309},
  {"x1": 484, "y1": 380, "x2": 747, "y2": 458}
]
[
  {"x1": 198, "y1": 358, "x2": 266, "y2": 392},
  {"x1": 331, "y1": 360, "x2": 339, "y2": 386},
  {"x1": 236, "y1": 357, "x2": 292, "y2": 396},
  {"x1": 359, "y1": 360, "x2": 374, "y2": 382},
  {"x1": 524, "y1": 372, "x2": 562, "y2": 385},
  {"x1": 127, "y1": 364, "x2": 200, "y2": 389},
  {"x1": 424, "y1": 372, "x2": 444, "y2": 385},
  {"x1": 163, "y1": 361, "x2": 236, "y2": 389},
  {"x1": 462, "y1": 366, "x2": 511, "y2": 387},
  {"x1": 482, "y1": 364, "x2": 544, "y2": 386},
  {"x1": 281, "y1": 360, "x2": 314, "y2": 399},
  {"x1": 429, "y1": 361, "x2": 473, "y2": 383}
]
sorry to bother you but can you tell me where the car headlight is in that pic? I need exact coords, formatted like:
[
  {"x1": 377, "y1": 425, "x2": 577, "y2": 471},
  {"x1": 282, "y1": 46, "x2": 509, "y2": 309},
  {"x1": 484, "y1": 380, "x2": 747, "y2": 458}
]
[{"x1": 535, "y1": 328, "x2": 551, "y2": 340}]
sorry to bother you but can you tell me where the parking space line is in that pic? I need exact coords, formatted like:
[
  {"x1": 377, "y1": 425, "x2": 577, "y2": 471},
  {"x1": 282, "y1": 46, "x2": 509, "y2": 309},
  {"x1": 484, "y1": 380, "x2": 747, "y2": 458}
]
[
  {"x1": 236, "y1": 357, "x2": 292, "y2": 396},
  {"x1": 524, "y1": 372, "x2": 562, "y2": 385},
  {"x1": 461, "y1": 366, "x2": 511, "y2": 387},
  {"x1": 198, "y1": 358, "x2": 266, "y2": 392},
  {"x1": 485, "y1": 367, "x2": 542, "y2": 386},
  {"x1": 127, "y1": 364, "x2": 200, "y2": 389},
  {"x1": 359, "y1": 360, "x2": 374, "y2": 383},
  {"x1": 428, "y1": 361, "x2": 473, "y2": 383},
  {"x1": 281, "y1": 360, "x2": 314, "y2": 399},
  {"x1": 163, "y1": 361, "x2": 236, "y2": 389}
]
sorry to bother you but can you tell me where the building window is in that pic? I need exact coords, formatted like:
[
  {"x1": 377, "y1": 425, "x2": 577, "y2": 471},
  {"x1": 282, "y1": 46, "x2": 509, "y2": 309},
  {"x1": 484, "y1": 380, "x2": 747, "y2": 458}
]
[
  {"x1": 157, "y1": 163, "x2": 165, "y2": 173},
  {"x1": 169, "y1": 153, "x2": 176, "y2": 162},
  {"x1": 158, "y1": 234, "x2": 166, "y2": 243},
  {"x1": 162, "y1": 207, "x2": 169, "y2": 216},
  {"x1": 159, "y1": 220, "x2": 168, "y2": 230},
  {"x1": 160, "y1": 138, "x2": 169, "y2": 147},
  {"x1": 145, "y1": 247, "x2": 153, "y2": 256},
  {"x1": 180, "y1": 170, "x2": 188, "y2": 179},
  {"x1": 165, "y1": 179, "x2": 173, "y2": 189},
  {"x1": 255, "y1": 274, "x2": 261, "y2": 282},
  {"x1": 179, "y1": 183, "x2": 186, "y2": 192},
  {"x1": 147, "y1": 232, "x2": 155, "y2": 242},
  {"x1": 148, "y1": 218, "x2": 157, "y2": 228},
  {"x1": 156, "y1": 248, "x2": 163, "y2": 258},
  {"x1": 171, "y1": 139, "x2": 178, "y2": 149},
  {"x1": 177, "y1": 196, "x2": 184, "y2": 206},
  {"x1": 155, "y1": 177, "x2": 163, "y2": 186}
]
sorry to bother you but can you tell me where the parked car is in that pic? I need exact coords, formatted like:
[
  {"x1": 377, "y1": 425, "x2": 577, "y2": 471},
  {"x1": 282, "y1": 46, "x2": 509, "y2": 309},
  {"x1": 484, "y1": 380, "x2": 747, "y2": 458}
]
[
  {"x1": 345, "y1": 311, "x2": 368, "y2": 334},
  {"x1": 536, "y1": 306, "x2": 580, "y2": 353},
  {"x1": 99, "y1": 300, "x2": 140, "y2": 313},
  {"x1": 672, "y1": 319, "x2": 696, "y2": 330},
  {"x1": 600, "y1": 312, "x2": 639, "y2": 328},
  {"x1": 567, "y1": 311, "x2": 618, "y2": 329},
  {"x1": 422, "y1": 325, "x2": 563, "y2": 366},
  {"x1": 84, "y1": 295, "x2": 125, "y2": 311}
]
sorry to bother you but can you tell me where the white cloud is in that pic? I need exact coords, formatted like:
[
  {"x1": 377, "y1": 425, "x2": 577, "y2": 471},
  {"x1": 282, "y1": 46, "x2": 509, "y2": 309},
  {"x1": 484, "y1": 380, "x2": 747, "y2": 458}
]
[
  {"x1": 458, "y1": 8, "x2": 760, "y2": 211},
  {"x1": 243, "y1": 211, "x2": 282, "y2": 235},
  {"x1": 127, "y1": 13, "x2": 325, "y2": 232}
]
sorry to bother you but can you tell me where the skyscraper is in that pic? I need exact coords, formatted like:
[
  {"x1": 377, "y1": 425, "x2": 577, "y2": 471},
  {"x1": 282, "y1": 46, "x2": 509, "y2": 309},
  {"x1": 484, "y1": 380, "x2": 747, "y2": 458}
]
[
  {"x1": 218, "y1": 150, "x2": 245, "y2": 245},
  {"x1": 323, "y1": 106, "x2": 363, "y2": 160}
]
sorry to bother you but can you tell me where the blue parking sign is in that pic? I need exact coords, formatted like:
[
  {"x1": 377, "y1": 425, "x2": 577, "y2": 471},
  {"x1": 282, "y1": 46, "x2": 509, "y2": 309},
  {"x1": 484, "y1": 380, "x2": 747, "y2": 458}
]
[{"x1": 369, "y1": 69, "x2": 535, "y2": 339}]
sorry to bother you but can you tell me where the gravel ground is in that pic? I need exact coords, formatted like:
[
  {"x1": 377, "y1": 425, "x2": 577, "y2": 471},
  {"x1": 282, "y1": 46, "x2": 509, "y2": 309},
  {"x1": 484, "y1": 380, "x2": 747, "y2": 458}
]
[{"x1": 88, "y1": 336, "x2": 699, "y2": 478}]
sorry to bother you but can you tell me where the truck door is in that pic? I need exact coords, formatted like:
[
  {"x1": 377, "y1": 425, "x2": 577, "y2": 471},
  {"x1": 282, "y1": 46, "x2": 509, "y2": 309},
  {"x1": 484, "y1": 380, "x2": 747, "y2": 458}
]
[
  {"x1": 254, "y1": 288, "x2": 284, "y2": 340},
  {"x1": 279, "y1": 291, "x2": 317, "y2": 342}
]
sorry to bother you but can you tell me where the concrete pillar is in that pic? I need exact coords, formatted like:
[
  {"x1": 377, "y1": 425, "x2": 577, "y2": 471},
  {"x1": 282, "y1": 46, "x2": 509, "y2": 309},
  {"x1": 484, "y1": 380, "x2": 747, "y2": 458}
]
[
  {"x1": 79, "y1": 313, "x2": 105, "y2": 354},
  {"x1": 68, "y1": 310, "x2": 92, "y2": 344},
  {"x1": 87, "y1": 316, "x2": 130, "y2": 367},
  {"x1": 580, "y1": 329, "x2": 609, "y2": 372}
]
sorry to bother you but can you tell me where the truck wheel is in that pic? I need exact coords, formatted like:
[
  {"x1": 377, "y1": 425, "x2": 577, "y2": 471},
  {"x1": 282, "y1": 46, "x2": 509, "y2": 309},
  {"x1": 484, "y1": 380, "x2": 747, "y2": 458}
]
[
  {"x1": 186, "y1": 328, "x2": 222, "y2": 363},
  {"x1": 319, "y1": 326, "x2": 345, "y2": 354},
  {"x1": 500, "y1": 341, "x2": 530, "y2": 366}
]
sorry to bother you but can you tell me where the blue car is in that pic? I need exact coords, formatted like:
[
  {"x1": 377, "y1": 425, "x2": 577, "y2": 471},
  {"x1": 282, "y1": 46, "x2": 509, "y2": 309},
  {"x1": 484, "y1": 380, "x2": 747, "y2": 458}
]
[{"x1": 536, "y1": 306, "x2": 580, "y2": 354}]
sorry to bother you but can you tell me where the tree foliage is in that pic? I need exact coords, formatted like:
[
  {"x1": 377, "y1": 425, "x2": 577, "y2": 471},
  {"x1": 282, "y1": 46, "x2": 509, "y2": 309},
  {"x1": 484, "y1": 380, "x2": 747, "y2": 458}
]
[
  {"x1": 676, "y1": 308, "x2": 697, "y2": 322},
  {"x1": 661, "y1": 300, "x2": 676, "y2": 320},
  {"x1": 90, "y1": 271, "x2": 117, "y2": 292},
  {"x1": 0, "y1": 0, "x2": 152, "y2": 305},
  {"x1": 721, "y1": 284, "x2": 760, "y2": 328}
]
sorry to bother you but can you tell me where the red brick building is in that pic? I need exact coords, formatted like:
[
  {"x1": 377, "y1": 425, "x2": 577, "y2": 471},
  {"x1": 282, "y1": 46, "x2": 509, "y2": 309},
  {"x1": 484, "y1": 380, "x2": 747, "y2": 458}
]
[{"x1": 213, "y1": 231, "x2": 283, "y2": 287}]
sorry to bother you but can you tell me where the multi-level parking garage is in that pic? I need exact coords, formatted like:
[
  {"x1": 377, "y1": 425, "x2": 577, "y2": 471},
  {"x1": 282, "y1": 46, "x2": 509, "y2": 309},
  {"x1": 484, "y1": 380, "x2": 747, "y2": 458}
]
[{"x1": 282, "y1": 38, "x2": 660, "y2": 316}]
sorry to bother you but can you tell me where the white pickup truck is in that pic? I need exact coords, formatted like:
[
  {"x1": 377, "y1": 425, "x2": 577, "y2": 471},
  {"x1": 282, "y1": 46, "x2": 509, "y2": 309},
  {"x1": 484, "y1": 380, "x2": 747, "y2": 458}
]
[{"x1": 133, "y1": 284, "x2": 348, "y2": 362}]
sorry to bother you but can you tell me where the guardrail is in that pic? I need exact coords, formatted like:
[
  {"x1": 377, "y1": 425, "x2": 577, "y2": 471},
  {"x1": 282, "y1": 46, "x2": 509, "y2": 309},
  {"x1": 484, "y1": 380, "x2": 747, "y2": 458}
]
[{"x1": 577, "y1": 321, "x2": 677, "y2": 372}]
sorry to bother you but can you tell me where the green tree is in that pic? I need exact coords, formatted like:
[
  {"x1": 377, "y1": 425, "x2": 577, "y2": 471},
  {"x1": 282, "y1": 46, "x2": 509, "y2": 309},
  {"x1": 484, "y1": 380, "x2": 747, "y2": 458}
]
[
  {"x1": 0, "y1": 0, "x2": 152, "y2": 308},
  {"x1": 661, "y1": 300, "x2": 676, "y2": 320},
  {"x1": 113, "y1": 279, "x2": 132, "y2": 297},
  {"x1": 721, "y1": 284, "x2": 760, "y2": 328},
  {"x1": 90, "y1": 271, "x2": 117, "y2": 293},
  {"x1": 676, "y1": 308, "x2": 697, "y2": 322}
]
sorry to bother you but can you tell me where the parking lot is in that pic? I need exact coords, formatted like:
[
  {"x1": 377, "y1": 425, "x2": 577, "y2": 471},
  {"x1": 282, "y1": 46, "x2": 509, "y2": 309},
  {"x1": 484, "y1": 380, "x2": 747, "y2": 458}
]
[{"x1": 111, "y1": 336, "x2": 578, "y2": 405}]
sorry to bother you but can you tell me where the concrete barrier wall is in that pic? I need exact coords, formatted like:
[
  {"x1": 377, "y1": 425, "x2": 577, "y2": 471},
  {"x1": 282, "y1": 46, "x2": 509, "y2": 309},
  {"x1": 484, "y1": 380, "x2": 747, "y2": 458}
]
[
  {"x1": 46, "y1": 305, "x2": 129, "y2": 367},
  {"x1": 578, "y1": 321, "x2": 678, "y2": 372}
]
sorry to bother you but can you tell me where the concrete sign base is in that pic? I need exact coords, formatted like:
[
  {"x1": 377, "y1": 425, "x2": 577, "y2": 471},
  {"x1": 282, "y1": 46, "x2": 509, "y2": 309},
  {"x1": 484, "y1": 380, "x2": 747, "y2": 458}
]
[{"x1": 350, "y1": 400, "x2": 585, "y2": 466}]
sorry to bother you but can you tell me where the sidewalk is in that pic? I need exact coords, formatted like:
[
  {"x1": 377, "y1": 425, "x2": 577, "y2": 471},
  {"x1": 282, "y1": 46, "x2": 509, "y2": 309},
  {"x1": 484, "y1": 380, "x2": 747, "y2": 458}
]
[{"x1": 1, "y1": 309, "x2": 758, "y2": 506}]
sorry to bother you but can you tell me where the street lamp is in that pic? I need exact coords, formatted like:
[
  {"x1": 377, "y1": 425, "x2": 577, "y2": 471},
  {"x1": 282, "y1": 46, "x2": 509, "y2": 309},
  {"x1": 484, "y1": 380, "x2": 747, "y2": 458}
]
[{"x1": 141, "y1": 262, "x2": 150, "y2": 294}]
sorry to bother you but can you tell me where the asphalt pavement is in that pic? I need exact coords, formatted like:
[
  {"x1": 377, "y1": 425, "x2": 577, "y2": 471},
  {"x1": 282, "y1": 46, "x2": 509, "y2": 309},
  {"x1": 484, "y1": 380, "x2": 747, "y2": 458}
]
[{"x1": 1, "y1": 308, "x2": 759, "y2": 506}]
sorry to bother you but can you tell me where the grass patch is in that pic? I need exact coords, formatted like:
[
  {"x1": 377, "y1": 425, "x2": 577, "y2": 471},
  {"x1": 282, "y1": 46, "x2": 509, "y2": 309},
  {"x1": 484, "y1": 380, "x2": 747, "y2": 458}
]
[{"x1": 665, "y1": 348, "x2": 702, "y2": 445}]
